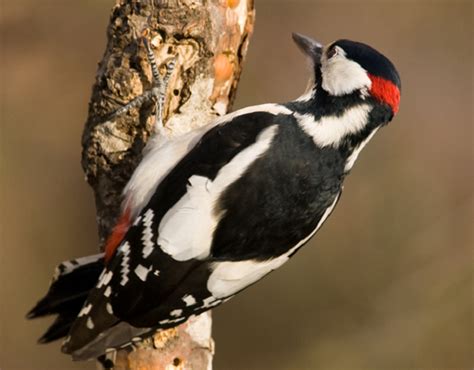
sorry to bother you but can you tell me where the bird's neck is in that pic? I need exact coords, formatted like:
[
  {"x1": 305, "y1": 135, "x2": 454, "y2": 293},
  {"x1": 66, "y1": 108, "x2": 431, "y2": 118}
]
[
  {"x1": 288, "y1": 87, "x2": 376, "y2": 142},
  {"x1": 286, "y1": 87, "x2": 389, "y2": 173}
]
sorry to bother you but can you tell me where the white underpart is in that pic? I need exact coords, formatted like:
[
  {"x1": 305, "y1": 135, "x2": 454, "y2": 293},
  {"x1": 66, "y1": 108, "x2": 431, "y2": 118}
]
[
  {"x1": 123, "y1": 104, "x2": 291, "y2": 218},
  {"x1": 119, "y1": 242, "x2": 131, "y2": 286},
  {"x1": 345, "y1": 128, "x2": 379, "y2": 172},
  {"x1": 158, "y1": 125, "x2": 279, "y2": 261},
  {"x1": 321, "y1": 46, "x2": 372, "y2": 96},
  {"x1": 295, "y1": 104, "x2": 372, "y2": 147},
  {"x1": 207, "y1": 193, "x2": 340, "y2": 298},
  {"x1": 141, "y1": 209, "x2": 154, "y2": 258}
]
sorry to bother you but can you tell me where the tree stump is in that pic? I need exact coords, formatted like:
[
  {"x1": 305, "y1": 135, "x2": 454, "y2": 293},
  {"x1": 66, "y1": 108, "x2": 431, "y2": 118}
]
[{"x1": 82, "y1": 0, "x2": 255, "y2": 369}]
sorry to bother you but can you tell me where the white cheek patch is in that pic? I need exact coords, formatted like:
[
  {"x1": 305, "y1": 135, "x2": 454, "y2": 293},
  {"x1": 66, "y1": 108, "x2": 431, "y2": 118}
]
[
  {"x1": 321, "y1": 50, "x2": 372, "y2": 96},
  {"x1": 157, "y1": 125, "x2": 279, "y2": 261},
  {"x1": 207, "y1": 193, "x2": 340, "y2": 298}
]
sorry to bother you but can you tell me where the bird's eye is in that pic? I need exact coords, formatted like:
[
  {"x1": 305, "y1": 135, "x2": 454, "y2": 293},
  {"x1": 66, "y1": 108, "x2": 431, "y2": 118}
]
[{"x1": 327, "y1": 46, "x2": 338, "y2": 59}]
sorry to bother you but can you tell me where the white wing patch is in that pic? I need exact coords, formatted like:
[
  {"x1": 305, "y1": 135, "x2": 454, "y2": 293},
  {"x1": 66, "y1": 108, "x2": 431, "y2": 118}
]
[
  {"x1": 207, "y1": 259, "x2": 289, "y2": 299},
  {"x1": 119, "y1": 242, "x2": 131, "y2": 286},
  {"x1": 123, "y1": 104, "x2": 291, "y2": 218},
  {"x1": 123, "y1": 127, "x2": 209, "y2": 218},
  {"x1": 97, "y1": 270, "x2": 113, "y2": 289},
  {"x1": 182, "y1": 294, "x2": 197, "y2": 306},
  {"x1": 158, "y1": 125, "x2": 279, "y2": 261},
  {"x1": 170, "y1": 309, "x2": 183, "y2": 317},
  {"x1": 207, "y1": 193, "x2": 340, "y2": 298},
  {"x1": 134, "y1": 264, "x2": 151, "y2": 282},
  {"x1": 295, "y1": 104, "x2": 372, "y2": 147},
  {"x1": 106, "y1": 303, "x2": 114, "y2": 315},
  {"x1": 78, "y1": 304, "x2": 93, "y2": 317},
  {"x1": 104, "y1": 286, "x2": 112, "y2": 297},
  {"x1": 141, "y1": 209, "x2": 155, "y2": 258},
  {"x1": 86, "y1": 317, "x2": 94, "y2": 330}
]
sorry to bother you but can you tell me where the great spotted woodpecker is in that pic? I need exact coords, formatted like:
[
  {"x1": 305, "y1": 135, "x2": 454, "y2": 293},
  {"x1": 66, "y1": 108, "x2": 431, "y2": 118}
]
[{"x1": 28, "y1": 33, "x2": 401, "y2": 361}]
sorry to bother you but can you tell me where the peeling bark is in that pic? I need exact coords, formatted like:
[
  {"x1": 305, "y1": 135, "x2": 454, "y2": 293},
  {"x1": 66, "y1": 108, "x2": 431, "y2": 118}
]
[{"x1": 82, "y1": 0, "x2": 255, "y2": 369}]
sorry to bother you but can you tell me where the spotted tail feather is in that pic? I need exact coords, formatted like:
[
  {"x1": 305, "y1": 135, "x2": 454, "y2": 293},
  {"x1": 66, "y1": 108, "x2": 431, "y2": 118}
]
[{"x1": 27, "y1": 254, "x2": 105, "y2": 343}]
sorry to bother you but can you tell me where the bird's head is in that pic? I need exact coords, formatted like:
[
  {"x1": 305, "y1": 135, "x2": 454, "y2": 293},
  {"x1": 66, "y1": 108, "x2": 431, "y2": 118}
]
[{"x1": 292, "y1": 33, "x2": 401, "y2": 123}]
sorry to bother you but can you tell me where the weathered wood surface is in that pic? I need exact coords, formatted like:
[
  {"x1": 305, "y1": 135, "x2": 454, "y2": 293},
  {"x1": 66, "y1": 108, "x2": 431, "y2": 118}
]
[{"x1": 82, "y1": 0, "x2": 255, "y2": 368}]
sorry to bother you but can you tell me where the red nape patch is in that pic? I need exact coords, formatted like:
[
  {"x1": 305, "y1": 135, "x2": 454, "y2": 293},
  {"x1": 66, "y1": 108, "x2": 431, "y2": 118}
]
[
  {"x1": 104, "y1": 207, "x2": 131, "y2": 263},
  {"x1": 369, "y1": 74, "x2": 400, "y2": 114}
]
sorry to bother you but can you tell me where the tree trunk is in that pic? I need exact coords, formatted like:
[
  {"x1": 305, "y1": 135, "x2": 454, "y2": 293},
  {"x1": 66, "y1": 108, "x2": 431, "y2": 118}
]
[{"x1": 81, "y1": 0, "x2": 255, "y2": 369}]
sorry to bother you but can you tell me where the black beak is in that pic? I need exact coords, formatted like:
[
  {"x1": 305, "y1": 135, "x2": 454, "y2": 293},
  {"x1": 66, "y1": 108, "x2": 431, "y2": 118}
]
[{"x1": 292, "y1": 33, "x2": 323, "y2": 63}]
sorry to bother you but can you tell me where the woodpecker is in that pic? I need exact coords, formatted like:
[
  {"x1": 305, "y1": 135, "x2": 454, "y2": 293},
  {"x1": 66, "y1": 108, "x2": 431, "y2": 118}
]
[{"x1": 28, "y1": 33, "x2": 401, "y2": 362}]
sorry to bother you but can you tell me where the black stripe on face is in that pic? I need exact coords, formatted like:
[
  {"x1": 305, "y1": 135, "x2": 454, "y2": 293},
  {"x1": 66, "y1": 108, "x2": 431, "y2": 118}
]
[{"x1": 287, "y1": 59, "x2": 371, "y2": 119}]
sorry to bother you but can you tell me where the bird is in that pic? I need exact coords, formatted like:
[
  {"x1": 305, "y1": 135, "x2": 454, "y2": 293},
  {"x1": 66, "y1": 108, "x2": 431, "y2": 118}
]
[{"x1": 28, "y1": 33, "x2": 401, "y2": 362}]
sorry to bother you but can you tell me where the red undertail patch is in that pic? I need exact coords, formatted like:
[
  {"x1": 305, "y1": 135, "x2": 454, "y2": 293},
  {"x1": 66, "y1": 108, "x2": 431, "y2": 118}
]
[
  {"x1": 369, "y1": 74, "x2": 400, "y2": 114},
  {"x1": 104, "y1": 207, "x2": 131, "y2": 263}
]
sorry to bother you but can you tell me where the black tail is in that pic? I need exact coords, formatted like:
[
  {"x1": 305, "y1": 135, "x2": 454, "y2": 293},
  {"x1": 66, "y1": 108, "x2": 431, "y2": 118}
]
[{"x1": 27, "y1": 254, "x2": 105, "y2": 343}]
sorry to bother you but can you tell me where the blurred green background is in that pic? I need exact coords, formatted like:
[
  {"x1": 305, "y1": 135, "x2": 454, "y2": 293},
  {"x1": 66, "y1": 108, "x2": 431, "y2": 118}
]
[{"x1": 1, "y1": 1, "x2": 472, "y2": 369}]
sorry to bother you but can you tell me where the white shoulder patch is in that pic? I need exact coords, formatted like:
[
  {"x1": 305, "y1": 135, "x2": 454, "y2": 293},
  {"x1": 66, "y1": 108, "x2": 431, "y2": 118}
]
[
  {"x1": 158, "y1": 125, "x2": 279, "y2": 261},
  {"x1": 207, "y1": 193, "x2": 340, "y2": 298},
  {"x1": 123, "y1": 126, "x2": 209, "y2": 218},
  {"x1": 296, "y1": 104, "x2": 372, "y2": 147},
  {"x1": 123, "y1": 104, "x2": 291, "y2": 218}
]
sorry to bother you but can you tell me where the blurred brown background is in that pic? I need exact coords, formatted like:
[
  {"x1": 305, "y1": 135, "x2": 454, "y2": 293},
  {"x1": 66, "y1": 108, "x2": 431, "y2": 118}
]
[{"x1": 1, "y1": 1, "x2": 472, "y2": 369}]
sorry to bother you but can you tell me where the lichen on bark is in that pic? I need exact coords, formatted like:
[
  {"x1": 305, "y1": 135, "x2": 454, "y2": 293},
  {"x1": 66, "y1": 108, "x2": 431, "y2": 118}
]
[{"x1": 81, "y1": 0, "x2": 255, "y2": 368}]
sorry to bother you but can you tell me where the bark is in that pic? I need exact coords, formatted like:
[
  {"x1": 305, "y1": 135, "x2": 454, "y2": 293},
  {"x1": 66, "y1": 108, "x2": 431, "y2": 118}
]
[{"x1": 81, "y1": 0, "x2": 255, "y2": 369}]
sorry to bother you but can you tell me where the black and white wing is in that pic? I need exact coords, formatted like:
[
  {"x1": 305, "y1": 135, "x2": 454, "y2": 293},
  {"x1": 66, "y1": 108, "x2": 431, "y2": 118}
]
[{"x1": 63, "y1": 105, "x2": 343, "y2": 359}]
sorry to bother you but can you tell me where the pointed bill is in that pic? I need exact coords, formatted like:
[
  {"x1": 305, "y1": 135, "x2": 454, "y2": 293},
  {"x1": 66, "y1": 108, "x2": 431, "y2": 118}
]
[{"x1": 292, "y1": 33, "x2": 323, "y2": 62}]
